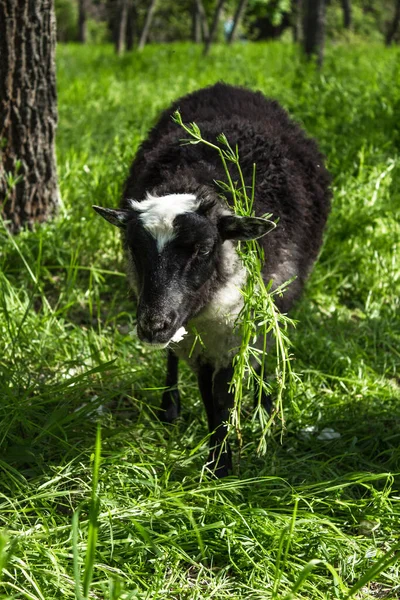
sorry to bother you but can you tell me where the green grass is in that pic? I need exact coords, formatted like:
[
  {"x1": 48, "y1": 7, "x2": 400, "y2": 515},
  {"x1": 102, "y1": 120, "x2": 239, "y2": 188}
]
[{"x1": 0, "y1": 41, "x2": 399, "y2": 599}]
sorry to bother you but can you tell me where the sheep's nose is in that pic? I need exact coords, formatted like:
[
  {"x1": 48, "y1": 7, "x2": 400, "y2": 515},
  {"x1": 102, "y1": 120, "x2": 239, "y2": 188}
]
[
  {"x1": 147, "y1": 313, "x2": 176, "y2": 333},
  {"x1": 137, "y1": 310, "x2": 178, "y2": 342}
]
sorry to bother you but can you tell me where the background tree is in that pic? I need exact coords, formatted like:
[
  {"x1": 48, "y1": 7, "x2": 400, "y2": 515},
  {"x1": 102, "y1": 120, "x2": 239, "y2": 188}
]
[
  {"x1": 0, "y1": 0, "x2": 59, "y2": 231},
  {"x1": 204, "y1": 0, "x2": 226, "y2": 55},
  {"x1": 78, "y1": 0, "x2": 88, "y2": 42},
  {"x1": 303, "y1": 0, "x2": 326, "y2": 67},
  {"x1": 227, "y1": 0, "x2": 249, "y2": 42},
  {"x1": 138, "y1": 0, "x2": 158, "y2": 50},
  {"x1": 115, "y1": 0, "x2": 128, "y2": 55},
  {"x1": 126, "y1": 0, "x2": 136, "y2": 50},
  {"x1": 386, "y1": 0, "x2": 400, "y2": 44},
  {"x1": 196, "y1": 0, "x2": 210, "y2": 40},
  {"x1": 50, "y1": 0, "x2": 400, "y2": 47},
  {"x1": 292, "y1": 0, "x2": 303, "y2": 41},
  {"x1": 341, "y1": 0, "x2": 352, "y2": 28},
  {"x1": 192, "y1": 0, "x2": 202, "y2": 42}
]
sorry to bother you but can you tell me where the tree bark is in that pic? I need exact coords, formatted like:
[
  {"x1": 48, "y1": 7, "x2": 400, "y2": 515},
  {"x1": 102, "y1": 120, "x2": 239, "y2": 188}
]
[
  {"x1": 115, "y1": 0, "x2": 128, "y2": 55},
  {"x1": 386, "y1": 0, "x2": 400, "y2": 45},
  {"x1": 195, "y1": 0, "x2": 209, "y2": 40},
  {"x1": 0, "y1": 0, "x2": 59, "y2": 232},
  {"x1": 203, "y1": 0, "x2": 225, "y2": 56},
  {"x1": 227, "y1": 0, "x2": 248, "y2": 43},
  {"x1": 341, "y1": 0, "x2": 351, "y2": 29},
  {"x1": 292, "y1": 0, "x2": 303, "y2": 42},
  {"x1": 303, "y1": 0, "x2": 326, "y2": 68},
  {"x1": 78, "y1": 0, "x2": 87, "y2": 42},
  {"x1": 192, "y1": 0, "x2": 202, "y2": 43},
  {"x1": 138, "y1": 0, "x2": 157, "y2": 51},
  {"x1": 126, "y1": 0, "x2": 136, "y2": 51}
]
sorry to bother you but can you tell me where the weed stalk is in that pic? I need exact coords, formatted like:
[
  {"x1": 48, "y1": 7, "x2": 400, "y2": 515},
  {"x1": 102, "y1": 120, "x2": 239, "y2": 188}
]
[{"x1": 173, "y1": 111, "x2": 297, "y2": 454}]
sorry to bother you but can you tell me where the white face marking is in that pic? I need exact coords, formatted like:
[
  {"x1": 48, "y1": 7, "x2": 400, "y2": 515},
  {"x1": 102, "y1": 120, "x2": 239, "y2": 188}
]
[{"x1": 128, "y1": 193, "x2": 199, "y2": 251}]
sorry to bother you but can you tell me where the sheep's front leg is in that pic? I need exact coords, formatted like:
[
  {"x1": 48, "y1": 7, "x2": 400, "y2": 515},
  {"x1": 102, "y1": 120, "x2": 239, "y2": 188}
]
[
  {"x1": 159, "y1": 350, "x2": 181, "y2": 423},
  {"x1": 198, "y1": 364, "x2": 234, "y2": 478}
]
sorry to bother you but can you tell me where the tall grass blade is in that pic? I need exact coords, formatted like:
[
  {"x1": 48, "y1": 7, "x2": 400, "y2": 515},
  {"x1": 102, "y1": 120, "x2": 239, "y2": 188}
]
[
  {"x1": 83, "y1": 423, "x2": 102, "y2": 598},
  {"x1": 72, "y1": 510, "x2": 84, "y2": 600}
]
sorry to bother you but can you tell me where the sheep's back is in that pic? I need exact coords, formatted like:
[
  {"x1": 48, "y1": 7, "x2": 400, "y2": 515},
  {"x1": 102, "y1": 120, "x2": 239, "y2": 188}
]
[{"x1": 123, "y1": 83, "x2": 331, "y2": 312}]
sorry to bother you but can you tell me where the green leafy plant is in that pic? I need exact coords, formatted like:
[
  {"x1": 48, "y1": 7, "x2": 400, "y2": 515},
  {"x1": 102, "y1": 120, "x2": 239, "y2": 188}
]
[{"x1": 173, "y1": 111, "x2": 298, "y2": 454}]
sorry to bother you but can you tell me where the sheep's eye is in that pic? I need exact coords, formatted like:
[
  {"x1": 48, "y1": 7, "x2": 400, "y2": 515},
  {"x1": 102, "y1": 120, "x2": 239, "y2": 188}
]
[{"x1": 197, "y1": 246, "x2": 212, "y2": 257}]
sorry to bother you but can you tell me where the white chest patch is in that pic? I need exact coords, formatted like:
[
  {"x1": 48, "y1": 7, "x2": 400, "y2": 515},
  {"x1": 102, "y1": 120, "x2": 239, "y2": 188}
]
[{"x1": 129, "y1": 193, "x2": 199, "y2": 251}]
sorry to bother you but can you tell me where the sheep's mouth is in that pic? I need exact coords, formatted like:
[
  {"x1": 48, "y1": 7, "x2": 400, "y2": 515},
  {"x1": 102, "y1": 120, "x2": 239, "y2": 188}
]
[
  {"x1": 136, "y1": 324, "x2": 170, "y2": 346},
  {"x1": 141, "y1": 340, "x2": 170, "y2": 350},
  {"x1": 134, "y1": 324, "x2": 188, "y2": 349}
]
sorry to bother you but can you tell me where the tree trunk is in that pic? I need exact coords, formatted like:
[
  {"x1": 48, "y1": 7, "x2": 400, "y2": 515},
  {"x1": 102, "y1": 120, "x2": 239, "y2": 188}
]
[
  {"x1": 386, "y1": 0, "x2": 400, "y2": 45},
  {"x1": 303, "y1": 0, "x2": 326, "y2": 68},
  {"x1": 78, "y1": 0, "x2": 87, "y2": 42},
  {"x1": 115, "y1": 0, "x2": 128, "y2": 55},
  {"x1": 341, "y1": 0, "x2": 351, "y2": 28},
  {"x1": 227, "y1": 0, "x2": 248, "y2": 43},
  {"x1": 203, "y1": 0, "x2": 225, "y2": 56},
  {"x1": 0, "y1": 0, "x2": 59, "y2": 232},
  {"x1": 292, "y1": 0, "x2": 303, "y2": 42},
  {"x1": 195, "y1": 0, "x2": 209, "y2": 40},
  {"x1": 192, "y1": 0, "x2": 202, "y2": 43},
  {"x1": 138, "y1": 0, "x2": 157, "y2": 51},
  {"x1": 126, "y1": 0, "x2": 136, "y2": 51}
]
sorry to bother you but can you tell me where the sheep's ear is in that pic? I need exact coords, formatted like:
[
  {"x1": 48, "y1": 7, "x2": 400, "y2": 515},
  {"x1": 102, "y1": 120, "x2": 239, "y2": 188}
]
[
  {"x1": 218, "y1": 215, "x2": 272, "y2": 241},
  {"x1": 93, "y1": 206, "x2": 133, "y2": 229}
]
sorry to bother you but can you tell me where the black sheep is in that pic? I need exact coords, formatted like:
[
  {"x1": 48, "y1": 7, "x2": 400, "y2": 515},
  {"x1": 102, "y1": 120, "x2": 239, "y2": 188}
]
[{"x1": 94, "y1": 82, "x2": 331, "y2": 477}]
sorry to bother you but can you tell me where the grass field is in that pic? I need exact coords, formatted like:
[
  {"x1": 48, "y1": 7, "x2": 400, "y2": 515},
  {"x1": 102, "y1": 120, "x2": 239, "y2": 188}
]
[{"x1": 0, "y1": 41, "x2": 400, "y2": 599}]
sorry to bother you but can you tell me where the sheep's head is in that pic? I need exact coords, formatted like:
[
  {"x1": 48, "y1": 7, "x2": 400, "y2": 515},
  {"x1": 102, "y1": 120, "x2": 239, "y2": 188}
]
[{"x1": 93, "y1": 193, "x2": 270, "y2": 347}]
